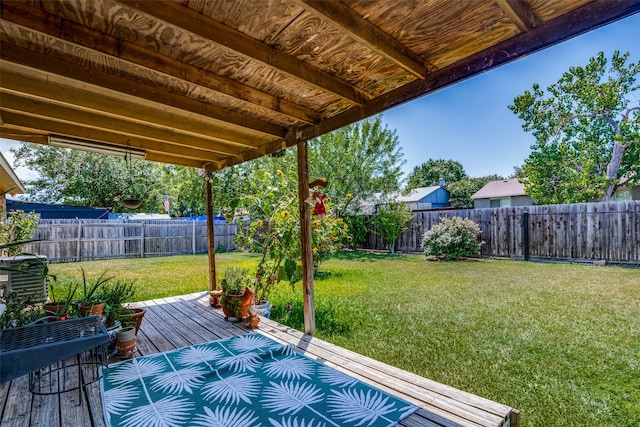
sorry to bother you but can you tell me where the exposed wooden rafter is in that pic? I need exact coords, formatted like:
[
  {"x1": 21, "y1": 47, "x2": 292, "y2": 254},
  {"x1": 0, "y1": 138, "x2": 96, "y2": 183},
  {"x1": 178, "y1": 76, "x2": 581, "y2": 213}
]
[
  {"x1": 119, "y1": 0, "x2": 372, "y2": 106},
  {"x1": 0, "y1": 1, "x2": 320, "y2": 126},
  {"x1": 495, "y1": 0, "x2": 542, "y2": 32},
  {"x1": 294, "y1": 0, "x2": 428, "y2": 78},
  {"x1": 0, "y1": 65, "x2": 264, "y2": 151}
]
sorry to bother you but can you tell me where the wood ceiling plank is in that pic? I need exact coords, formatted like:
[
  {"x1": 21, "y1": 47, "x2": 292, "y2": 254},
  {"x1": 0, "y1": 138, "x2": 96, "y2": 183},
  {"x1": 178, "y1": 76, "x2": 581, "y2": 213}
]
[
  {"x1": 0, "y1": 66, "x2": 267, "y2": 150},
  {"x1": 0, "y1": 40, "x2": 287, "y2": 139},
  {"x1": 0, "y1": 111, "x2": 224, "y2": 168},
  {"x1": 119, "y1": 0, "x2": 371, "y2": 106},
  {"x1": 0, "y1": 92, "x2": 247, "y2": 156},
  {"x1": 495, "y1": 0, "x2": 542, "y2": 32},
  {"x1": 0, "y1": 1, "x2": 320, "y2": 125},
  {"x1": 295, "y1": 0, "x2": 427, "y2": 79}
]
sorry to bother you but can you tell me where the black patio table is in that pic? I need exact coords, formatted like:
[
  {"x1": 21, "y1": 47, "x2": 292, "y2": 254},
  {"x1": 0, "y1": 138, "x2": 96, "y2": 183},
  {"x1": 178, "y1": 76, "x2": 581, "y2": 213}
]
[{"x1": 0, "y1": 316, "x2": 109, "y2": 401}]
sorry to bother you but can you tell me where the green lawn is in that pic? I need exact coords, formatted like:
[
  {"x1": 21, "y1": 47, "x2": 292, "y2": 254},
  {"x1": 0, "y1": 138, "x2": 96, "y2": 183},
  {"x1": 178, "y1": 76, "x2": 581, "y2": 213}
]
[{"x1": 49, "y1": 252, "x2": 640, "y2": 426}]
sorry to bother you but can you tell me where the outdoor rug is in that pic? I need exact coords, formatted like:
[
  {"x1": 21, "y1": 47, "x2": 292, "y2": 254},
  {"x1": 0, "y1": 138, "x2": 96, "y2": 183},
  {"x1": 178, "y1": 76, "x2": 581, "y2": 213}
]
[{"x1": 101, "y1": 333, "x2": 418, "y2": 427}]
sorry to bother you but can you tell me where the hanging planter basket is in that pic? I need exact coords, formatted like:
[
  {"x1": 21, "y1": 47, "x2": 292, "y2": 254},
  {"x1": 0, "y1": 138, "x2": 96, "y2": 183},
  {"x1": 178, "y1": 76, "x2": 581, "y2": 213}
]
[{"x1": 120, "y1": 199, "x2": 143, "y2": 209}]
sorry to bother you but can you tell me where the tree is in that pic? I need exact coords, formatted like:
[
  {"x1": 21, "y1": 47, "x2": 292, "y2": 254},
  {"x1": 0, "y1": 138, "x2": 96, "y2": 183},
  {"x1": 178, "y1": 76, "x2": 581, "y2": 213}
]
[
  {"x1": 308, "y1": 115, "x2": 405, "y2": 216},
  {"x1": 448, "y1": 175, "x2": 504, "y2": 208},
  {"x1": 11, "y1": 144, "x2": 165, "y2": 212},
  {"x1": 371, "y1": 201, "x2": 414, "y2": 254},
  {"x1": 510, "y1": 51, "x2": 640, "y2": 204},
  {"x1": 406, "y1": 159, "x2": 467, "y2": 190}
]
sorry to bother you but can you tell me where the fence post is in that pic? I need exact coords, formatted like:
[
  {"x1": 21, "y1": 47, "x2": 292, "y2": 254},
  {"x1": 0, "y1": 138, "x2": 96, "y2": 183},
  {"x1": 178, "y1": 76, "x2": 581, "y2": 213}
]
[
  {"x1": 140, "y1": 223, "x2": 145, "y2": 258},
  {"x1": 192, "y1": 221, "x2": 196, "y2": 254},
  {"x1": 523, "y1": 211, "x2": 530, "y2": 261},
  {"x1": 75, "y1": 221, "x2": 83, "y2": 262}
]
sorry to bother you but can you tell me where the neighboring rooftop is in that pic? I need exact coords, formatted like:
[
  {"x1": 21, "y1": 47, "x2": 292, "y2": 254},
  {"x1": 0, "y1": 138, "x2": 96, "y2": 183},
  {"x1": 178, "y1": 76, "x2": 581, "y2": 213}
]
[
  {"x1": 398, "y1": 186, "x2": 446, "y2": 203},
  {"x1": 471, "y1": 179, "x2": 527, "y2": 199},
  {"x1": 0, "y1": 152, "x2": 25, "y2": 196}
]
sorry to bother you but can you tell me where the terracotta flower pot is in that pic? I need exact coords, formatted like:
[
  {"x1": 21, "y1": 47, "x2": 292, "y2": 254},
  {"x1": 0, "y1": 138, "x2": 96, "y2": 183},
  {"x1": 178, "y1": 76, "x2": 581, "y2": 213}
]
[
  {"x1": 79, "y1": 302, "x2": 105, "y2": 317},
  {"x1": 209, "y1": 289, "x2": 223, "y2": 308},
  {"x1": 117, "y1": 326, "x2": 136, "y2": 343},
  {"x1": 42, "y1": 302, "x2": 69, "y2": 321},
  {"x1": 221, "y1": 288, "x2": 253, "y2": 320},
  {"x1": 117, "y1": 339, "x2": 136, "y2": 359},
  {"x1": 117, "y1": 308, "x2": 146, "y2": 335}
]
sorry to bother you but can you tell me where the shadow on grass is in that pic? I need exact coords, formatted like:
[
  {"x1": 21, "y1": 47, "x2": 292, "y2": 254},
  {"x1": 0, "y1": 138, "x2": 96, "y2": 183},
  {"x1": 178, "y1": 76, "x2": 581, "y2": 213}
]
[{"x1": 333, "y1": 251, "x2": 409, "y2": 262}]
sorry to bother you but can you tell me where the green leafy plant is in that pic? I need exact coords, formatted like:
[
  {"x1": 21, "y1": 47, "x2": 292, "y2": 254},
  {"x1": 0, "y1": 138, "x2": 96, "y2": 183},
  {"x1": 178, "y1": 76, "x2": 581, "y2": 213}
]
[
  {"x1": 79, "y1": 268, "x2": 113, "y2": 305},
  {"x1": 0, "y1": 207, "x2": 39, "y2": 257},
  {"x1": 0, "y1": 291, "x2": 42, "y2": 329},
  {"x1": 45, "y1": 277, "x2": 78, "y2": 317},
  {"x1": 421, "y1": 216, "x2": 483, "y2": 260},
  {"x1": 371, "y1": 201, "x2": 414, "y2": 254},
  {"x1": 101, "y1": 279, "x2": 136, "y2": 325}
]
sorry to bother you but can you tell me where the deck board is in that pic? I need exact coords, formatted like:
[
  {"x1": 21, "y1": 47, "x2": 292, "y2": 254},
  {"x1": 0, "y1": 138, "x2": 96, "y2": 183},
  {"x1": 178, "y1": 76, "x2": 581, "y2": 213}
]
[{"x1": 0, "y1": 292, "x2": 518, "y2": 427}]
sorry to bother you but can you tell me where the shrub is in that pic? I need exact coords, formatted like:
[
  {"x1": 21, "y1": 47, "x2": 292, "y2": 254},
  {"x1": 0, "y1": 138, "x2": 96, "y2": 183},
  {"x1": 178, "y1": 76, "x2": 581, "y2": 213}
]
[
  {"x1": 0, "y1": 208, "x2": 39, "y2": 257},
  {"x1": 421, "y1": 216, "x2": 483, "y2": 260}
]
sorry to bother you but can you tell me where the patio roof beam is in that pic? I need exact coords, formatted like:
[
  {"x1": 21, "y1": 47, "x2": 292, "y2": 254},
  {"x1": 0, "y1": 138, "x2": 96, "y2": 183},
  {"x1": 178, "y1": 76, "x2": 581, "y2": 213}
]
[
  {"x1": 0, "y1": 111, "x2": 222, "y2": 169},
  {"x1": 0, "y1": 42, "x2": 287, "y2": 140},
  {"x1": 119, "y1": 0, "x2": 372, "y2": 106},
  {"x1": 294, "y1": 0, "x2": 428, "y2": 78},
  {"x1": 0, "y1": 93, "x2": 251, "y2": 158},
  {"x1": 0, "y1": 1, "x2": 320, "y2": 126},
  {"x1": 0, "y1": 63, "x2": 271, "y2": 151}
]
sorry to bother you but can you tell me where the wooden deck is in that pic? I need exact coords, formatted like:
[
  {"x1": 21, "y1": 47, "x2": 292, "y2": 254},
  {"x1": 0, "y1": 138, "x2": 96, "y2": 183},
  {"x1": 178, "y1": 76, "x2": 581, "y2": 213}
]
[{"x1": 0, "y1": 292, "x2": 519, "y2": 427}]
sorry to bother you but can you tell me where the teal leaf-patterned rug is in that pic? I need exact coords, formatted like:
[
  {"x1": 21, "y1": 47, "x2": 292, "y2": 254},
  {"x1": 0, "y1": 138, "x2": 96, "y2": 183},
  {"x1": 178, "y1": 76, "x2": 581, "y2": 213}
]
[{"x1": 101, "y1": 333, "x2": 418, "y2": 427}]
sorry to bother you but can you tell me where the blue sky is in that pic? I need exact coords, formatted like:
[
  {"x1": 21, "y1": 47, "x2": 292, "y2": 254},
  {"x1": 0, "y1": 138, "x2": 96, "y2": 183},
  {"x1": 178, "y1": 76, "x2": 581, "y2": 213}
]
[{"x1": 2, "y1": 12, "x2": 639, "y2": 182}]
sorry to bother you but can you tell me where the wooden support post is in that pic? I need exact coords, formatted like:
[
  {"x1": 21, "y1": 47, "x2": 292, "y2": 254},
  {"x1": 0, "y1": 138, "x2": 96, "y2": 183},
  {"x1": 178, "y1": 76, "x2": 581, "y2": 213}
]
[
  {"x1": 205, "y1": 172, "x2": 217, "y2": 291},
  {"x1": 297, "y1": 140, "x2": 315, "y2": 335}
]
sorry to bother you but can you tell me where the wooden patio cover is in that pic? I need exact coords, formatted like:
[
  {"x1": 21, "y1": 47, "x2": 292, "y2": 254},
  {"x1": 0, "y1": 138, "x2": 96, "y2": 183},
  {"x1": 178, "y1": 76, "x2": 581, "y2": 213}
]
[
  {"x1": 2, "y1": 0, "x2": 639, "y2": 333},
  {"x1": 2, "y1": 0, "x2": 639, "y2": 169}
]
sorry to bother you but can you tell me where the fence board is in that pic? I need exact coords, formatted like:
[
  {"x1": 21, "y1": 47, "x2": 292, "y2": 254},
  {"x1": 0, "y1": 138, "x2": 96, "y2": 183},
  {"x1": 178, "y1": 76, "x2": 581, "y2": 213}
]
[
  {"x1": 364, "y1": 201, "x2": 639, "y2": 266},
  {"x1": 22, "y1": 220, "x2": 237, "y2": 263}
]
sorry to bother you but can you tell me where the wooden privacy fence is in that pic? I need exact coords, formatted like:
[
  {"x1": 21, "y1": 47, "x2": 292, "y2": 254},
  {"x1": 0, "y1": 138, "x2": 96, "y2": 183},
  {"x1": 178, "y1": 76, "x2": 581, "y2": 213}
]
[
  {"x1": 365, "y1": 201, "x2": 640, "y2": 266},
  {"x1": 22, "y1": 219, "x2": 237, "y2": 263}
]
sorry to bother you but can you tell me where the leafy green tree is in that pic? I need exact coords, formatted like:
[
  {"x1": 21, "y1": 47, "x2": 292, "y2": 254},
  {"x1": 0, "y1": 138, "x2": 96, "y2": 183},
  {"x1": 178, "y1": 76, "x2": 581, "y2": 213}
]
[
  {"x1": 159, "y1": 165, "x2": 243, "y2": 218},
  {"x1": 448, "y1": 175, "x2": 504, "y2": 208},
  {"x1": 510, "y1": 51, "x2": 640, "y2": 203},
  {"x1": 11, "y1": 144, "x2": 164, "y2": 212},
  {"x1": 371, "y1": 201, "x2": 414, "y2": 254},
  {"x1": 308, "y1": 115, "x2": 405, "y2": 216},
  {"x1": 406, "y1": 159, "x2": 467, "y2": 190},
  {"x1": 0, "y1": 208, "x2": 39, "y2": 256}
]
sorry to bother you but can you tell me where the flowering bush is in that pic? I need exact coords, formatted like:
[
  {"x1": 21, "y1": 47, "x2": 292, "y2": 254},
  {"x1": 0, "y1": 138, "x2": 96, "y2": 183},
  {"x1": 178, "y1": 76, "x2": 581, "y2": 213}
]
[{"x1": 421, "y1": 216, "x2": 483, "y2": 260}]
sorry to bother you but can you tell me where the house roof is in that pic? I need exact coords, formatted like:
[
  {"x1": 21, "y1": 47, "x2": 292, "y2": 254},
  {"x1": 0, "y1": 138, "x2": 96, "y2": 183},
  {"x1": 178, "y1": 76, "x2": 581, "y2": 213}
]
[
  {"x1": 471, "y1": 179, "x2": 527, "y2": 199},
  {"x1": 0, "y1": 152, "x2": 26, "y2": 196},
  {"x1": 398, "y1": 186, "x2": 445, "y2": 203},
  {"x1": 1, "y1": 1, "x2": 638, "y2": 171}
]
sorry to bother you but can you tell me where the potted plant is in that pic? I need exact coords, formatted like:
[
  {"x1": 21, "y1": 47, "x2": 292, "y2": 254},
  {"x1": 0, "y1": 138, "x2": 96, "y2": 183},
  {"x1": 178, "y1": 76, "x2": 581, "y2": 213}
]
[
  {"x1": 220, "y1": 266, "x2": 254, "y2": 321},
  {"x1": 77, "y1": 269, "x2": 112, "y2": 317},
  {"x1": 116, "y1": 326, "x2": 136, "y2": 359},
  {"x1": 43, "y1": 278, "x2": 78, "y2": 321}
]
